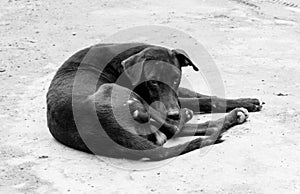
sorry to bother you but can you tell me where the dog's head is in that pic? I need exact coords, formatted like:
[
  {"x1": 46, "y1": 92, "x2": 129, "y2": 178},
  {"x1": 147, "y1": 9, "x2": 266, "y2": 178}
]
[{"x1": 121, "y1": 46, "x2": 198, "y2": 122}]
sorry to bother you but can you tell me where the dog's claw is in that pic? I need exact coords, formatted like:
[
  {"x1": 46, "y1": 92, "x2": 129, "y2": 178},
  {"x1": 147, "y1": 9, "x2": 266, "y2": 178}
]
[
  {"x1": 215, "y1": 138, "x2": 225, "y2": 144},
  {"x1": 258, "y1": 99, "x2": 264, "y2": 106},
  {"x1": 255, "y1": 105, "x2": 262, "y2": 111},
  {"x1": 155, "y1": 131, "x2": 167, "y2": 146}
]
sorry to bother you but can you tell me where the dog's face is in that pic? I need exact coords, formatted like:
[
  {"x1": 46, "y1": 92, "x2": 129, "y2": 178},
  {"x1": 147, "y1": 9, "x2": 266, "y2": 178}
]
[{"x1": 122, "y1": 46, "x2": 198, "y2": 122}]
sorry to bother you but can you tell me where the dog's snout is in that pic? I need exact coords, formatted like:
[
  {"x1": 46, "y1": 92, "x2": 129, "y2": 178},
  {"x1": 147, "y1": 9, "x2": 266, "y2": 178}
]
[{"x1": 166, "y1": 109, "x2": 180, "y2": 120}]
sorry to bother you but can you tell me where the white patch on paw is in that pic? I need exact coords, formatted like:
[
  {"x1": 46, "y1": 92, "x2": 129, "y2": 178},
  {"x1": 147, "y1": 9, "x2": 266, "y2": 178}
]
[
  {"x1": 258, "y1": 98, "x2": 263, "y2": 106},
  {"x1": 185, "y1": 110, "x2": 190, "y2": 119},
  {"x1": 236, "y1": 107, "x2": 249, "y2": 123},
  {"x1": 237, "y1": 112, "x2": 246, "y2": 123},
  {"x1": 174, "y1": 126, "x2": 180, "y2": 133},
  {"x1": 127, "y1": 100, "x2": 134, "y2": 104},
  {"x1": 155, "y1": 131, "x2": 167, "y2": 145},
  {"x1": 131, "y1": 97, "x2": 138, "y2": 101},
  {"x1": 133, "y1": 110, "x2": 139, "y2": 118},
  {"x1": 189, "y1": 110, "x2": 194, "y2": 117},
  {"x1": 184, "y1": 109, "x2": 193, "y2": 120},
  {"x1": 240, "y1": 107, "x2": 249, "y2": 119}
]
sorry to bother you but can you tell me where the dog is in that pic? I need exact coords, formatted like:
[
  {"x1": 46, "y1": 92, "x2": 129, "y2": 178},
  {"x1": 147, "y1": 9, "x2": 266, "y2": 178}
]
[{"x1": 47, "y1": 43, "x2": 262, "y2": 160}]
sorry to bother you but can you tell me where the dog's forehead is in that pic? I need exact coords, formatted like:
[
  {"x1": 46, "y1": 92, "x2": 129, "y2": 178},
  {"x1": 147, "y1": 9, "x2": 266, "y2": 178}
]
[
  {"x1": 144, "y1": 60, "x2": 181, "y2": 80},
  {"x1": 144, "y1": 47, "x2": 173, "y2": 59}
]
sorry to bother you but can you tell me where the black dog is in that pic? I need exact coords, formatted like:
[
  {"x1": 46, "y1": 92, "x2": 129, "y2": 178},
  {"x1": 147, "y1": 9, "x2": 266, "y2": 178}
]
[{"x1": 47, "y1": 43, "x2": 262, "y2": 160}]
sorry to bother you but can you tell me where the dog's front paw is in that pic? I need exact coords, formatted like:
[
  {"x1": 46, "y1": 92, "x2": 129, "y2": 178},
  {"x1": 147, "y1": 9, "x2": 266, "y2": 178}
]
[
  {"x1": 132, "y1": 109, "x2": 150, "y2": 123},
  {"x1": 228, "y1": 108, "x2": 249, "y2": 124},
  {"x1": 236, "y1": 98, "x2": 264, "y2": 112},
  {"x1": 147, "y1": 130, "x2": 167, "y2": 146},
  {"x1": 127, "y1": 98, "x2": 150, "y2": 123}
]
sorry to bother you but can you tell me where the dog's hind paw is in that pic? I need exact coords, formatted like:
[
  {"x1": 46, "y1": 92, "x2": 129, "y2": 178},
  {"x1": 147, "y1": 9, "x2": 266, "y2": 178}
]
[
  {"x1": 181, "y1": 108, "x2": 194, "y2": 123},
  {"x1": 147, "y1": 130, "x2": 167, "y2": 146},
  {"x1": 228, "y1": 107, "x2": 249, "y2": 124},
  {"x1": 236, "y1": 108, "x2": 249, "y2": 123},
  {"x1": 154, "y1": 131, "x2": 167, "y2": 146}
]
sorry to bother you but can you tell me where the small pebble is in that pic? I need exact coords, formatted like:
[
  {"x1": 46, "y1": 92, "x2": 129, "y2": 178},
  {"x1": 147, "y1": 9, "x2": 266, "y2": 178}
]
[
  {"x1": 38, "y1": 155, "x2": 49, "y2": 159},
  {"x1": 276, "y1": 93, "x2": 288, "y2": 96}
]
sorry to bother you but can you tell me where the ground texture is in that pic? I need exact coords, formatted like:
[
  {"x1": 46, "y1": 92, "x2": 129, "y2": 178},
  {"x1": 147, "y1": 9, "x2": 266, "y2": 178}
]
[{"x1": 0, "y1": 0, "x2": 300, "y2": 193}]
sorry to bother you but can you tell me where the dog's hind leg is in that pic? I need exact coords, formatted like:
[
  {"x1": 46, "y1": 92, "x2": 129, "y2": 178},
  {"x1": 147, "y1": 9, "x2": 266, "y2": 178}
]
[
  {"x1": 140, "y1": 107, "x2": 249, "y2": 160},
  {"x1": 73, "y1": 84, "x2": 250, "y2": 160},
  {"x1": 77, "y1": 83, "x2": 181, "y2": 152},
  {"x1": 178, "y1": 87, "x2": 262, "y2": 113},
  {"x1": 176, "y1": 107, "x2": 249, "y2": 137}
]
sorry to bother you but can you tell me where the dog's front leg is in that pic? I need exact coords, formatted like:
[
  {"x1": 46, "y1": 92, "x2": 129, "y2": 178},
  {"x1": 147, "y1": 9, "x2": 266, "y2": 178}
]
[
  {"x1": 179, "y1": 97, "x2": 262, "y2": 113},
  {"x1": 178, "y1": 87, "x2": 262, "y2": 112}
]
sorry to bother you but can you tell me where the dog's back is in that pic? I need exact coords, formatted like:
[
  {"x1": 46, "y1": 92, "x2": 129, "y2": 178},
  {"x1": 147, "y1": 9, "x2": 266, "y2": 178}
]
[{"x1": 46, "y1": 43, "x2": 154, "y2": 155}]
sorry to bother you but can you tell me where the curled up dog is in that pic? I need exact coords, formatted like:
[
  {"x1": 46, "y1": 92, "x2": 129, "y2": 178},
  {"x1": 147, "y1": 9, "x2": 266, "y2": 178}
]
[{"x1": 46, "y1": 43, "x2": 262, "y2": 160}]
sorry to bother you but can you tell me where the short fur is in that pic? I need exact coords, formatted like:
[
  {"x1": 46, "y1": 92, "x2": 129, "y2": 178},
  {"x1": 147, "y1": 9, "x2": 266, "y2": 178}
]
[{"x1": 47, "y1": 43, "x2": 262, "y2": 160}]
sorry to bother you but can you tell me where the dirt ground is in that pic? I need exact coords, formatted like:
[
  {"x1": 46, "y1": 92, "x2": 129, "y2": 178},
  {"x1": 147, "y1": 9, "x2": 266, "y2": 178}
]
[{"x1": 0, "y1": 0, "x2": 300, "y2": 193}]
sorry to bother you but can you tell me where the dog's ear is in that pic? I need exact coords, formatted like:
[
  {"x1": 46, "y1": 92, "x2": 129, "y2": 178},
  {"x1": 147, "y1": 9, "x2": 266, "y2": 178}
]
[
  {"x1": 121, "y1": 54, "x2": 145, "y2": 86},
  {"x1": 172, "y1": 49, "x2": 199, "y2": 71}
]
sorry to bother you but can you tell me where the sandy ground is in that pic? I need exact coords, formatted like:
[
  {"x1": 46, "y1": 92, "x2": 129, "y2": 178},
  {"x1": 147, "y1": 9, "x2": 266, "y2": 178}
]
[{"x1": 1, "y1": 0, "x2": 300, "y2": 193}]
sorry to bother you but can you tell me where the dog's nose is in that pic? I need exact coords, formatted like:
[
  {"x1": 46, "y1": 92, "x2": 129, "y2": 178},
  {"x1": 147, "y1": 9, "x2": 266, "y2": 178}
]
[{"x1": 166, "y1": 109, "x2": 180, "y2": 120}]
